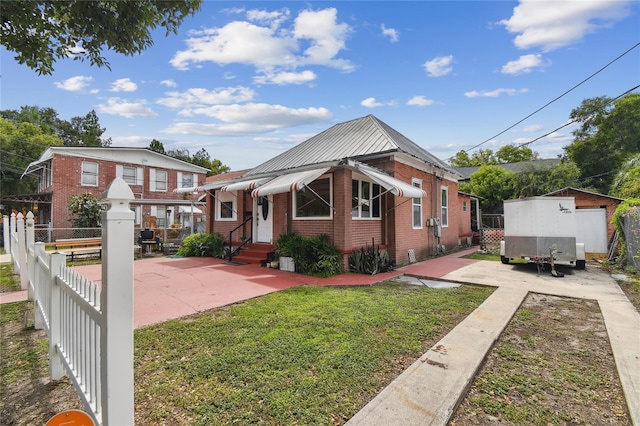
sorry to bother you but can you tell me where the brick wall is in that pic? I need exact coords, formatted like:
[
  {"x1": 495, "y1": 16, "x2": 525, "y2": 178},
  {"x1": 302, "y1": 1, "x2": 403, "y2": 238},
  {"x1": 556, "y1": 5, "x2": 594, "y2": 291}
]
[{"x1": 50, "y1": 153, "x2": 206, "y2": 229}]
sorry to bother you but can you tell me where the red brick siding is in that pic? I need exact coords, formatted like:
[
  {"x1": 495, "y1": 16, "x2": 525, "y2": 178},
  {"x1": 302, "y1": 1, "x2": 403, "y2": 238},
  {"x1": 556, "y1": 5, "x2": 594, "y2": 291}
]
[{"x1": 49, "y1": 153, "x2": 206, "y2": 229}]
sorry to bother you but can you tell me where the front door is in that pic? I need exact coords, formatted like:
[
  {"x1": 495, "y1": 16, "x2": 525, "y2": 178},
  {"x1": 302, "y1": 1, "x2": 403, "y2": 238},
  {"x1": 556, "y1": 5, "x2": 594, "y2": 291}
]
[{"x1": 254, "y1": 195, "x2": 273, "y2": 243}]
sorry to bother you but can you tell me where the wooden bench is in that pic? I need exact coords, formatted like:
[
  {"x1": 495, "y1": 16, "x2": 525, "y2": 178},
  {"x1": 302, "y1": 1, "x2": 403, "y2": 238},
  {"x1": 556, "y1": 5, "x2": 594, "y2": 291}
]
[{"x1": 47, "y1": 238, "x2": 103, "y2": 261}]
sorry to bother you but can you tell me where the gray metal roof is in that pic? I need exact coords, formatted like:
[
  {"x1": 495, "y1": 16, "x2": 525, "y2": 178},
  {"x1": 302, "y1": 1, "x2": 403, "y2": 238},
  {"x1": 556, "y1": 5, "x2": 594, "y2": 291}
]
[{"x1": 246, "y1": 115, "x2": 456, "y2": 176}]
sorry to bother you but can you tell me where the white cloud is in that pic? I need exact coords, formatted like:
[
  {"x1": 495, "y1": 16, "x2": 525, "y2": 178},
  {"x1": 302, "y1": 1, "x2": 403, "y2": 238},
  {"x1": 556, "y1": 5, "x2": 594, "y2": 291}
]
[
  {"x1": 162, "y1": 103, "x2": 332, "y2": 136},
  {"x1": 54, "y1": 76, "x2": 94, "y2": 92},
  {"x1": 246, "y1": 8, "x2": 290, "y2": 29},
  {"x1": 157, "y1": 86, "x2": 256, "y2": 110},
  {"x1": 109, "y1": 78, "x2": 137, "y2": 92},
  {"x1": 96, "y1": 98, "x2": 158, "y2": 118},
  {"x1": 501, "y1": 54, "x2": 550, "y2": 75},
  {"x1": 381, "y1": 24, "x2": 399, "y2": 42},
  {"x1": 522, "y1": 124, "x2": 544, "y2": 133},
  {"x1": 423, "y1": 55, "x2": 453, "y2": 77},
  {"x1": 500, "y1": 0, "x2": 631, "y2": 51},
  {"x1": 361, "y1": 97, "x2": 385, "y2": 108},
  {"x1": 407, "y1": 96, "x2": 435, "y2": 107},
  {"x1": 254, "y1": 70, "x2": 317, "y2": 85},
  {"x1": 160, "y1": 79, "x2": 177, "y2": 88},
  {"x1": 170, "y1": 7, "x2": 354, "y2": 76},
  {"x1": 464, "y1": 88, "x2": 528, "y2": 98}
]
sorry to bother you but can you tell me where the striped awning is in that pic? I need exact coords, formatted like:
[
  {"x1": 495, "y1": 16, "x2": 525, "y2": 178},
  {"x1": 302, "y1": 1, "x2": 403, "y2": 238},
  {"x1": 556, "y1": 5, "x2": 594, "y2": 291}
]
[
  {"x1": 251, "y1": 167, "x2": 330, "y2": 198},
  {"x1": 354, "y1": 165, "x2": 426, "y2": 198},
  {"x1": 221, "y1": 177, "x2": 270, "y2": 192},
  {"x1": 195, "y1": 181, "x2": 227, "y2": 191}
]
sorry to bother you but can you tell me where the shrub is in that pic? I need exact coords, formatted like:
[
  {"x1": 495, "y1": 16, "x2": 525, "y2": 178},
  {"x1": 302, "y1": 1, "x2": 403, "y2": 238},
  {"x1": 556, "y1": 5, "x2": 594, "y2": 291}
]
[
  {"x1": 177, "y1": 232, "x2": 226, "y2": 258},
  {"x1": 275, "y1": 232, "x2": 342, "y2": 277},
  {"x1": 349, "y1": 244, "x2": 395, "y2": 275}
]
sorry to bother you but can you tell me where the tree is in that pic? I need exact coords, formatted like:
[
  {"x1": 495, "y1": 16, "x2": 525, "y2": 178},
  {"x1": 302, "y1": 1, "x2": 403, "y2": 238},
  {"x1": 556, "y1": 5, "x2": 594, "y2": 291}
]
[
  {"x1": 460, "y1": 165, "x2": 515, "y2": 213},
  {"x1": 67, "y1": 192, "x2": 102, "y2": 228},
  {"x1": 510, "y1": 160, "x2": 581, "y2": 198},
  {"x1": 209, "y1": 159, "x2": 230, "y2": 176},
  {"x1": 1, "y1": 0, "x2": 203, "y2": 75},
  {"x1": 0, "y1": 118, "x2": 63, "y2": 197},
  {"x1": 148, "y1": 139, "x2": 165, "y2": 154},
  {"x1": 610, "y1": 154, "x2": 640, "y2": 199},
  {"x1": 564, "y1": 93, "x2": 640, "y2": 194},
  {"x1": 448, "y1": 145, "x2": 537, "y2": 167},
  {"x1": 164, "y1": 146, "x2": 230, "y2": 176}
]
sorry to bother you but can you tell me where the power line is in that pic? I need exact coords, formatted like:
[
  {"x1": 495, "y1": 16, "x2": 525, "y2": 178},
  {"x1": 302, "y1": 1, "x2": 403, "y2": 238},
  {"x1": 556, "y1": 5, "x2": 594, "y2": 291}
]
[{"x1": 464, "y1": 41, "x2": 640, "y2": 154}]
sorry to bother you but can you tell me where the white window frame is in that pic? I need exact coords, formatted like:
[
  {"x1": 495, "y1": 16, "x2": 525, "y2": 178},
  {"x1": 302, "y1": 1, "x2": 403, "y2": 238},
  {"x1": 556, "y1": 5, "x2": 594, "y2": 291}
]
[
  {"x1": 351, "y1": 178, "x2": 381, "y2": 220},
  {"x1": 216, "y1": 190, "x2": 237, "y2": 221},
  {"x1": 441, "y1": 186, "x2": 449, "y2": 228},
  {"x1": 116, "y1": 165, "x2": 143, "y2": 186},
  {"x1": 150, "y1": 169, "x2": 168, "y2": 192},
  {"x1": 293, "y1": 174, "x2": 333, "y2": 220},
  {"x1": 412, "y1": 178, "x2": 423, "y2": 229},
  {"x1": 81, "y1": 161, "x2": 98, "y2": 186}
]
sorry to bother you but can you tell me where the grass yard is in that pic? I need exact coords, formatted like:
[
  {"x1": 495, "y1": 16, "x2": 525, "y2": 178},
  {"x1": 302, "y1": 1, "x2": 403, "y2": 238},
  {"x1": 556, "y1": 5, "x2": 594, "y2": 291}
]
[{"x1": 133, "y1": 283, "x2": 493, "y2": 425}]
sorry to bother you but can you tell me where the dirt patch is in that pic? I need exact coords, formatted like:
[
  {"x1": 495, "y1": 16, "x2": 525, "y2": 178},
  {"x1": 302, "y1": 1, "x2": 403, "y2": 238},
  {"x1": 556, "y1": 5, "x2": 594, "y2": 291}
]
[{"x1": 450, "y1": 292, "x2": 631, "y2": 425}]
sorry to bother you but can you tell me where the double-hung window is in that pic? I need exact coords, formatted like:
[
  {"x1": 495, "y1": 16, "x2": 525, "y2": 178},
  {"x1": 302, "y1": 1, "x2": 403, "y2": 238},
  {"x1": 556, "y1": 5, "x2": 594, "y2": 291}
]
[
  {"x1": 216, "y1": 191, "x2": 236, "y2": 220},
  {"x1": 352, "y1": 179, "x2": 381, "y2": 219},
  {"x1": 294, "y1": 175, "x2": 332, "y2": 219},
  {"x1": 81, "y1": 161, "x2": 98, "y2": 186},
  {"x1": 150, "y1": 169, "x2": 167, "y2": 192},
  {"x1": 412, "y1": 178, "x2": 423, "y2": 229},
  {"x1": 122, "y1": 166, "x2": 137, "y2": 184},
  {"x1": 441, "y1": 186, "x2": 449, "y2": 227}
]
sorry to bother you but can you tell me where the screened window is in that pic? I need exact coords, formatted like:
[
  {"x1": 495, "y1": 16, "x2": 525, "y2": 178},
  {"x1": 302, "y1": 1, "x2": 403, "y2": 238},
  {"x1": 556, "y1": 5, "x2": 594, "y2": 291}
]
[
  {"x1": 352, "y1": 179, "x2": 381, "y2": 219},
  {"x1": 412, "y1": 179, "x2": 422, "y2": 229},
  {"x1": 216, "y1": 191, "x2": 236, "y2": 221},
  {"x1": 155, "y1": 170, "x2": 167, "y2": 191},
  {"x1": 182, "y1": 173, "x2": 193, "y2": 188},
  {"x1": 441, "y1": 186, "x2": 449, "y2": 227},
  {"x1": 294, "y1": 176, "x2": 332, "y2": 219},
  {"x1": 122, "y1": 166, "x2": 137, "y2": 184},
  {"x1": 81, "y1": 161, "x2": 98, "y2": 186}
]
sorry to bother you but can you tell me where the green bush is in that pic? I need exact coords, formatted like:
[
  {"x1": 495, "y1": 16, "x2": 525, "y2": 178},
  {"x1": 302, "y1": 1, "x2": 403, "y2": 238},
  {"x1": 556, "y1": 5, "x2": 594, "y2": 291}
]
[
  {"x1": 275, "y1": 232, "x2": 342, "y2": 277},
  {"x1": 177, "y1": 232, "x2": 226, "y2": 258},
  {"x1": 349, "y1": 244, "x2": 395, "y2": 275}
]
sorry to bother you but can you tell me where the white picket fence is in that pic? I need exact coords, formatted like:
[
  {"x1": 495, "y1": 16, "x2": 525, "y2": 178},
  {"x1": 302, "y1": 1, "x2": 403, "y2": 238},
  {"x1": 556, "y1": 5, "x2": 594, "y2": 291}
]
[{"x1": 3, "y1": 177, "x2": 135, "y2": 426}]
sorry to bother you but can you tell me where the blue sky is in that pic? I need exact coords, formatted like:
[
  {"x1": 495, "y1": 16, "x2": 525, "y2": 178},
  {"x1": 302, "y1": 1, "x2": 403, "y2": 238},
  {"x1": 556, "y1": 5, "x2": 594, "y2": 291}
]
[{"x1": 2, "y1": 1, "x2": 639, "y2": 171}]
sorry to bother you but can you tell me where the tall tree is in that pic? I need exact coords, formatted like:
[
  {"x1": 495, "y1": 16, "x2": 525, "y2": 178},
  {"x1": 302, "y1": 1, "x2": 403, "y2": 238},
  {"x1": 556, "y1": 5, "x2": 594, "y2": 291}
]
[
  {"x1": 564, "y1": 93, "x2": 640, "y2": 193},
  {"x1": 0, "y1": 118, "x2": 63, "y2": 196},
  {"x1": 510, "y1": 160, "x2": 581, "y2": 198},
  {"x1": 459, "y1": 165, "x2": 515, "y2": 213},
  {"x1": 449, "y1": 146, "x2": 537, "y2": 167},
  {"x1": 610, "y1": 154, "x2": 640, "y2": 199},
  {"x1": 148, "y1": 139, "x2": 166, "y2": 154},
  {"x1": 495, "y1": 145, "x2": 538, "y2": 164},
  {"x1": 1, "y1": 0, "x2": 202, "y2": 75}
]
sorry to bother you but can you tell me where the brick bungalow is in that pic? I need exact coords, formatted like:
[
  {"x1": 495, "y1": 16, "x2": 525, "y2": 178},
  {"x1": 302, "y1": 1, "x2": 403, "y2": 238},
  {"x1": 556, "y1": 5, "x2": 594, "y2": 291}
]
[{"x1": 199, "y1": 115, "x2": 473, "y2": 267}]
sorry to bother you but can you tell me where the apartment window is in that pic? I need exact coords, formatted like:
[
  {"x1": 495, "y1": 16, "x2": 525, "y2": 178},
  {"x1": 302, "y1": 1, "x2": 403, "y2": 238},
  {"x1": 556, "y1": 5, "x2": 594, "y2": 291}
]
[
  {"x1": 352, "y1": 179, "x2": 381, "y2": 219},
  {"x1": 177, "y1": 172, "x2": 197, "y2": 189},
  {"x1": 122, "y1": 166, "x2": 137, "y2": 184},
  {"x1": 441, "y1": 186, "x2": 449, "y2": 227},
  {"x1": 216, "y1": 191, "x2": 236, "y2": 221},
  {"x1": 412, "y1": 178, "x2": 422, "y2": 229},
  {"x1": 156, "y1": 206, "x2": 167, "y2": 227},
  {"x1": 150, "y1": 169, "x2": 167, "y2": 192},
  {"x1": 81, "y1": 161, "x2": 98, "y2": 186},
  {"x1": 294, "y1": 176, "x2": 332, "y2": 219}
]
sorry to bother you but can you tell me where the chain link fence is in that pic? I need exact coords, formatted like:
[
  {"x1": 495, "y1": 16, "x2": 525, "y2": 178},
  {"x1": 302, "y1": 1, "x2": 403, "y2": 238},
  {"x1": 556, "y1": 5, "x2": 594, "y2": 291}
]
[{"x1": 619, "y1": 206, "x2": 640, "y2": 269}]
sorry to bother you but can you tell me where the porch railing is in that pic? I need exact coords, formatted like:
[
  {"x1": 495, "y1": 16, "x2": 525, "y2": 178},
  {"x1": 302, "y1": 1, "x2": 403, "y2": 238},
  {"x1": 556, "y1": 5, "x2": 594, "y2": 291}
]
[{"x1": 228, "y1": 216, "x2": 253, "y2": 262}]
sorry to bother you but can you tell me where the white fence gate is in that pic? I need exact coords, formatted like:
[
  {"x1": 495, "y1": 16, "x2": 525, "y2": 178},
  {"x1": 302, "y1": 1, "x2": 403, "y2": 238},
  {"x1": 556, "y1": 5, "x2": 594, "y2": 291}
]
[{"x1": 4, "y1": 177, "x2": 135, "y2": 426}]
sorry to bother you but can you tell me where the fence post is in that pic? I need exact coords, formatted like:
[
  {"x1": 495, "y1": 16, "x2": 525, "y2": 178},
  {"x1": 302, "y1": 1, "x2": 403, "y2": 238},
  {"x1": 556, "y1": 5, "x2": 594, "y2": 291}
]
[
  {"x1": 48, "y1": 252, "x2": 66, "y2": 380},
  {"x1": 2, "y1": 215, "x2": 9, "y2": 254},
  {"x1": 100, "y1": 177, "x2": 135, "y2": 426},
  {"x1": 26, "y1": 212, "x2": 35, "y2": 299},
  {"x1": 10, "y1": 213, "x2": 17, "y2": 271},
  {"x1": 33, "y1": 243, "x2": 46, "y2": 330},
  {"x1": 16, "y1": 213, "x2": 28, "y2": 290}
]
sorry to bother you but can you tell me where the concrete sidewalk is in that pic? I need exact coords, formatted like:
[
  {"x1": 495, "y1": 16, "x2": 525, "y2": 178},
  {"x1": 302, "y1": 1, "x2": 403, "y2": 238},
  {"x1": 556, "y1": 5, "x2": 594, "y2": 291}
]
[{"x1": 347, "y1": 259, "x2": 640, "y2": 426}]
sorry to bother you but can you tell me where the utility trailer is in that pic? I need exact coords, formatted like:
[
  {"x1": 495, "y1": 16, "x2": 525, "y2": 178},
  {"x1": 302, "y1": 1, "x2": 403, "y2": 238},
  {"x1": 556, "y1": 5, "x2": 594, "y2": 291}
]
[{"x1": 500, "y1": 196, "x2": 586, "y2": 273}]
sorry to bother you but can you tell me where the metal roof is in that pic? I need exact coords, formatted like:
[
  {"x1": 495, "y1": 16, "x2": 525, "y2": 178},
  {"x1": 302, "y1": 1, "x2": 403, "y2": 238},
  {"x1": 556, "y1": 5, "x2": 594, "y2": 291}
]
[{"x1": 246, "y1": 115, "x2": 456, "y2": 176}]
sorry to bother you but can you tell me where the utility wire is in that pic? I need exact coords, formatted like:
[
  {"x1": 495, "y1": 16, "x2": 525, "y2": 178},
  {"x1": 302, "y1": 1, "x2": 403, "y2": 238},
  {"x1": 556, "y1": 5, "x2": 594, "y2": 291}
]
[{"x1": 464, "y1": 41, "x2": 640, "y2": 154}]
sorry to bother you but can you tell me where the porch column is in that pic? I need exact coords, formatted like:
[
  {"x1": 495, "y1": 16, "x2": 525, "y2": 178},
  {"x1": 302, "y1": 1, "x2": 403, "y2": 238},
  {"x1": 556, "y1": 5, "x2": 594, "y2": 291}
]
[{"x1": 333, "y1": 167, "x2": 352, "y2": 269}]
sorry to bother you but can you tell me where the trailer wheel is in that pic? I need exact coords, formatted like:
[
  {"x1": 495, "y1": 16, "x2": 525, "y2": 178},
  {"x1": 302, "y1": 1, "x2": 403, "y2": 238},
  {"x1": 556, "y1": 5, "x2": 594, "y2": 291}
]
[
  {"x1": 576, "y1": 259, "x2": 586, "y2": 270},
  {"x1": 500, "y1": 256, "x2": 510, "y2": 264}
]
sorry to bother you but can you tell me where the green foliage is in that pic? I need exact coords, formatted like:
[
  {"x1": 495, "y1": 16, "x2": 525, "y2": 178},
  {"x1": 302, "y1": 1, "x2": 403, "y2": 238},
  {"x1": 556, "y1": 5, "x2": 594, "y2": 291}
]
[
  {"x1": 449, "y1": 146, "x2": 538, "y2": 167},
  {"x1": 148, "y1": 139, "x2": 166, "y2": 154},
  {"x1": 67, "y1": 192, "x2": 102, "y2": 228},
  {"x1": 349, "y1": 244, "x2": 395, "y2": 275},
  {"x1": 564, "y1": 93, "x2": 640, "y2": 193},
  {"x1": 275, "y1": 233, "x2": 342, "y2": 277},
  {"x1": 510, "y1": 160, "x2": 581, "y2": 198},
  {"x1": 164, "y1": 146, "x2": 230, "y2": 176},
  {"x1": 1, "y1": 0, "x2": 203, "y2": 75},
  {"x1": 610, "y1": 154, "x2": 640, "y2": 198},
  {"x1": 176, "y1": 232, "x2": 226, "y2": 258},
  {"x1": 461, "y1": 165, "x2": 516, "y2": 213}
]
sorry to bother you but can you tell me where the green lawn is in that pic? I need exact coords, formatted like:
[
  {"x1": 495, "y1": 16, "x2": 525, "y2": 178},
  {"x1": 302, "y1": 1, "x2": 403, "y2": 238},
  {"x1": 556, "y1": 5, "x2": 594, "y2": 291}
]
[{"x1": 134, "y1": 283, "x2": 493, "y2": 425}]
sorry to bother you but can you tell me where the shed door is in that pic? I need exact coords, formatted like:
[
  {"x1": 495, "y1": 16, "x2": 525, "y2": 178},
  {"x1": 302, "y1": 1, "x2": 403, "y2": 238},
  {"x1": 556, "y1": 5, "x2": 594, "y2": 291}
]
[{"x1": 575, "y1": 208, "x2": 608, "y2": 253}]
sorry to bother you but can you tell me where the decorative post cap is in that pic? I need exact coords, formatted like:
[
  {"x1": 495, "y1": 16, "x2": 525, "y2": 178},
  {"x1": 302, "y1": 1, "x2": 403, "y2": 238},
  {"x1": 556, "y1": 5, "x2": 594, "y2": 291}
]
[{"x1": 102, "y1": 177, "x2": 135, "y2": 211}]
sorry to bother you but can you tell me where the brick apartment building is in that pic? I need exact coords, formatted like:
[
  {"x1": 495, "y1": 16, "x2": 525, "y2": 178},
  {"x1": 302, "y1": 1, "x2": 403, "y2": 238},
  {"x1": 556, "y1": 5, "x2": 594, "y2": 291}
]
[
  {"x1": 21, "y1": 147, "x2": 208, "y2": 230},
  {"x1": 198, "y1": 115, "x2": 476, "y2": 267}
]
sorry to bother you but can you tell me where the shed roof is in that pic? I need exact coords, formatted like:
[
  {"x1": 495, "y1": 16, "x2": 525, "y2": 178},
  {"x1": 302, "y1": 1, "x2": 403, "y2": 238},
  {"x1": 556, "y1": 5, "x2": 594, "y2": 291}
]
[
  {"x1": 246, "y1": 115, "x2": 456, "y2": 176},
  {"x1": 544, "y1": 187, "x2": 625, "y2": 201}
]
